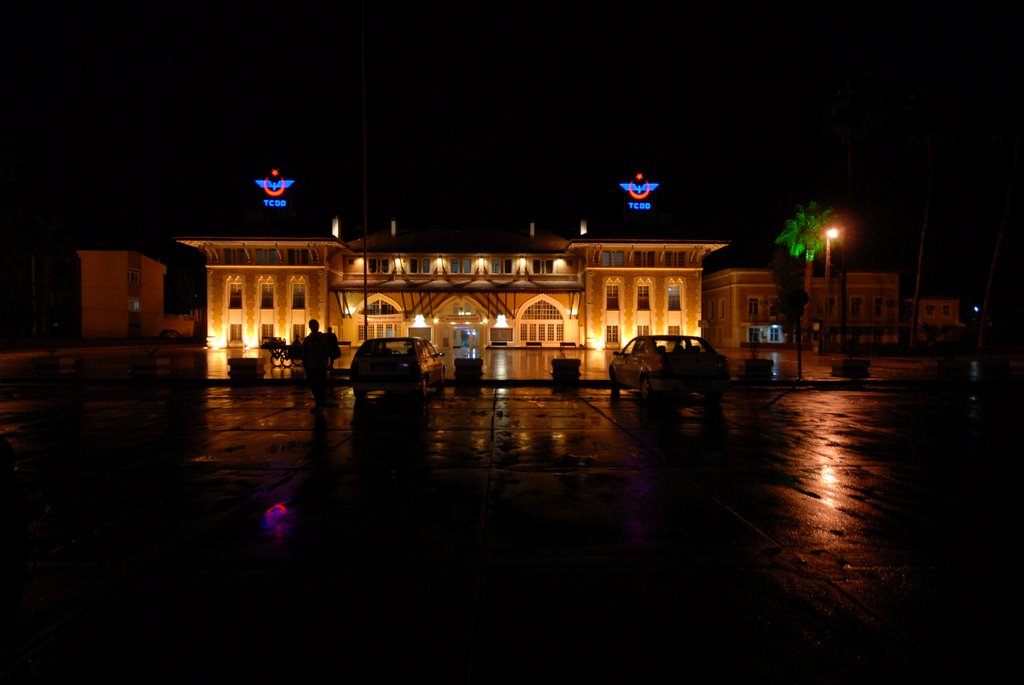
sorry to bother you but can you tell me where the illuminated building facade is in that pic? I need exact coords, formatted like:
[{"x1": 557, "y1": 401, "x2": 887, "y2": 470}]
[{"x1": 177, "y1": 223, "x2": 727, "y2": 352}]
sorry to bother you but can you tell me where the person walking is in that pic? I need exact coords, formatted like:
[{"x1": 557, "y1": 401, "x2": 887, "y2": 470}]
[{"x1": 301, "y1": 319, "x2": 334, "y2": 413}]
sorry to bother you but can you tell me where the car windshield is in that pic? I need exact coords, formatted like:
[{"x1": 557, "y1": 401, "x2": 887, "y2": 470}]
[
  {"x1": 356, "y1": 339, "x2": 417, "y2": 357},
  {"x1": 653, "y1": 337, "x2": 716, "y2": 355}
]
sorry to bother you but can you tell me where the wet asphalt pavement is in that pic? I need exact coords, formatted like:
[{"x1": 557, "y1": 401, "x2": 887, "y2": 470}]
[{"x1": 0, "y1": 352, "x2": 1021, "y2": 683}]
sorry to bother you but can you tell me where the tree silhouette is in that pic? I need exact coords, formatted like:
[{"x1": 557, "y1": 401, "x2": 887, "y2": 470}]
[
  {"x1": 775, "y1": 201, "x2": 835, "y2": 339},
  {"x1": 768, "y1": 246, "x2": 806, "y2": 343},
  {"x1": 823, "y1": 74, "x2": 888, "y2": 206},
  {"x1": 978, "y1": 132, "x2": 1020, "y2": 349}
]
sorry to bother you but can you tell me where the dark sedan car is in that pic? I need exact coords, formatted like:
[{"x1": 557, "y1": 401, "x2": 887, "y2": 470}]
[{"x1": 348, "y1": 337, "x2": 445, "y2": 400}]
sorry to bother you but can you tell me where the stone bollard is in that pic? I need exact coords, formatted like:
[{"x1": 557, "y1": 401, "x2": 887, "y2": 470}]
[
  {"x1": 742, "y1": 358, "x2": 773, "y2": 380},
  {"x1": 550, "y1": 357, "x2": 581, "y2": 383},
  {"x1": 227, "y1": 357, "x2": 266, "y2": 379},
  {"x1": 920, "y1": 358, "x2": 967, "y2": 378},
  {"x1": 129, "y1": 355, "x2": 171, "y2": 378},
  {"x1": 454, "y1": 357, "x2": 484, "y2": 381},
  {"x1": 831, "y1": 358, "x2": 870, "y2": 378},
  {"x1": 32, "y1": 355, "x2": 76, "y2": 376}
]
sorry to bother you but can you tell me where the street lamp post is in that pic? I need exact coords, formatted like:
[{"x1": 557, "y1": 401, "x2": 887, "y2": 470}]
[
  {"x1": 824, "y1": 227, "x2": 839, "y2": 353},
  {"x1": 839, "y1": 238, "x2": 848, "y2": 356}
]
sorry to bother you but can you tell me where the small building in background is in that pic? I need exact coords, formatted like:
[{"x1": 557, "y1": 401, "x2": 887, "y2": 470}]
[
  {"x1": 901, "y1": 296, "x2": 964, "y2": 347},
  {"x1": 78, "y1": 250, "x2": 167, "y2": 338},
  {"x1": 702, "y1": 267, "x2": 902, "y2": 351}
]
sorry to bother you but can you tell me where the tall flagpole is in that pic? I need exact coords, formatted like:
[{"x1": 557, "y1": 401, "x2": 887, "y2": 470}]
[{"x1": 361, "y1": 0, "x2": 368, "y2": 339}]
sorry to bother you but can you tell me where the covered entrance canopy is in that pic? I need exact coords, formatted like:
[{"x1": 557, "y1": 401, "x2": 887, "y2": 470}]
[{"x1": 332, "y1": 278, "x2": 584, "y2": 321}]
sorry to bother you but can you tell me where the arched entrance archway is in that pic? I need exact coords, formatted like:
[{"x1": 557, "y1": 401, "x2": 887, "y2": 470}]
[{"x1": 434, "y1": 295, "x2": 487, "y2": 354}]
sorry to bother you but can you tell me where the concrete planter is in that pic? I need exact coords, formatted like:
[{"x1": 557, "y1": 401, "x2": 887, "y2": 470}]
[
  {"x1": 32, "y1": 355, "x2": 76, "y2": 376},
  {"x1": 920, "y1": 358, "x2": 967, "y2": 378},
  {"x1": 831, "y1": 358, "x2": 871, "y2": 378},
  {"x1": 975, "y1": 359, "x2": 1010, "y2": 380},
  {"x1": 454, "y1": 357, "x2": 484, "y2": 380},
  {"x1": 550, "y1": 357, "x2": 581, "y2": 382},
  {"x1": 129, "y1": 355, "x2": 171, "y2": 377},
  {"x1": 742, "y1": 358, "x2": 773, "y2": 379},
  {"x1": 227, "y1": 357, "x2": 266, "y2": 379},
  {"x1": 170, "y1": 351, "x2": 208, "y2": 376}
]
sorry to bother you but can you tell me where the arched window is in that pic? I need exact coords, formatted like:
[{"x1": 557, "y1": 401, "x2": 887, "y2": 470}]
[
  {"x1": 519, "y1": 301, "x2": 564, "y2": 342},
  {"x1": 366, "y1": 300, "x2": 397, "y2": 315},
  {"x1": 522, "y1": 302, "x2": 562, "y2": 319}
]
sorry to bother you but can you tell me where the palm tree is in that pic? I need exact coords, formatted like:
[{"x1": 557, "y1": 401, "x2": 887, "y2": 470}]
[
  {"x1": 901, "y1": 83, "x2": 953, "y2": 350},
  {"x1": 823, "y1": 74, "x2": 887, "y2": 206},
  {"x1": 775, "y1": 201, "x2": 835, "y2": 339},
  {"x1": 908, "y1": 135, "x2": 934, "y2": 350},
  {"x1": 977, "y1": 131, "x2": 1020, "y2": 349}
]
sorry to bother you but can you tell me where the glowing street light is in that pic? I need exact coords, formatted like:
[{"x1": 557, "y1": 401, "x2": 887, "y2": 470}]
[{"x1": 825, "y1": 227, "x2": 839, "y2": 277}]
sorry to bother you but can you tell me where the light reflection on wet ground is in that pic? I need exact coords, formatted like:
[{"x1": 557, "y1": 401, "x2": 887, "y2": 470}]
[{"x1": 1, "y1": 381, "x2": 1019, "y2": 682}]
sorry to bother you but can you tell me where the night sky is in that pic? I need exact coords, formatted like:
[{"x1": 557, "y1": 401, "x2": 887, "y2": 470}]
[{"x1": 4, "y1": 1, "x2": 1022, "y2": 305}]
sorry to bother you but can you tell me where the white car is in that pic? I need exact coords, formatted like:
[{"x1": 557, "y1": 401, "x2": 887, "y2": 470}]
[
  {"x1": 348, "y1": 337, "x2": 445, "y2": 400},
  {"x1": 608, "y1": 335, "x2": 730, "y2": 404}
]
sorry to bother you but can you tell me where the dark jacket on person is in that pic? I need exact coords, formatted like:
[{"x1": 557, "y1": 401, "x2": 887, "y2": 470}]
[
  {"x1": 324, "y1": 329, "x2": 341, "y2": 360},
  {"x1": 302, "y1": 331, "x2": 331, "y2": 370}
]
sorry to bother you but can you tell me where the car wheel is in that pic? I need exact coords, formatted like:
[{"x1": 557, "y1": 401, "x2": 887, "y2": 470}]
[
  {"x1": 418, "y1": 376, "x2": 429, "y2": 400},
  {"x1": 640, "y1": 376, "x2": 656, "y2": 402},
  {"x1": 608, "y1": 369, "x2": 620, "y2": 397}
]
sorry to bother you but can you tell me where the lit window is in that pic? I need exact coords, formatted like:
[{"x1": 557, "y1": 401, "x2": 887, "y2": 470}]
[
  {"x1": 601, "y1": 251, "x2": 625, "y2": 267},
  {"x1": 522, "y1": 302, "x2": 561, "y2": 319},
  {"x1": 637, "y1": 285, "x2": 650, "y2": 310},
  {"x1": 606, "y1": 285, "x2": 619, "y2": 310},
  {"x1": 229, "y1": 283, "x2": 242, "y2": 309},
  {"x1": 667, "y1": 285, "x2": 680, "y2": 311}
]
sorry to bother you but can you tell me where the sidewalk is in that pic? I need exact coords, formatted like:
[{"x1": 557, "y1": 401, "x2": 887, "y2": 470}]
[{"x1": 1, "y1": 342, "x2": 1021, "y2": 384}]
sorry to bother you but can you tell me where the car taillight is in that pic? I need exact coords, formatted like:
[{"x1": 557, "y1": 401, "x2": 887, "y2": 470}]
[{"x1": 651, "y1": 352, "x2": 666, "y2": 373}]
